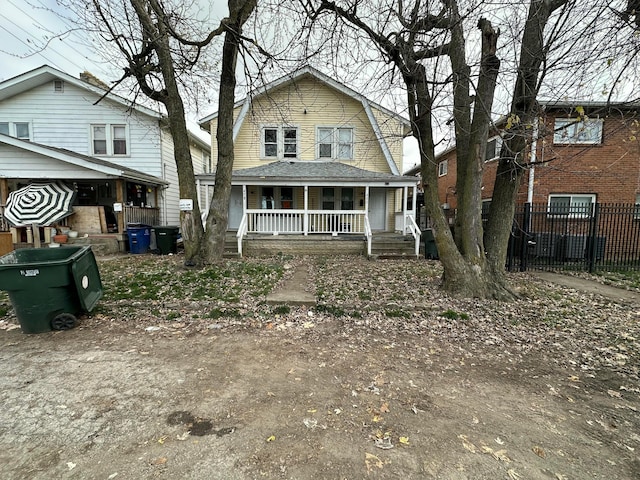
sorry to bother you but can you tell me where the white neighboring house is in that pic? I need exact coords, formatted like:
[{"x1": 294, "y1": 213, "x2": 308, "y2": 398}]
[{"x1": 0, "y1": 65, "x2": 210, "y2": 248}]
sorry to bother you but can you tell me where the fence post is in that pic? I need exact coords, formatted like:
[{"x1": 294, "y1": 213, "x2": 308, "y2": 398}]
[{"x1": 587, "y1": 202, "x2": 600, "y2": 273}]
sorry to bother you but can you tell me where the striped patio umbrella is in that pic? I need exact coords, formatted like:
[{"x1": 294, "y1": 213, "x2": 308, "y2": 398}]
[{"x1": 4, "y1": 182, "x2": 76, "y2": 227}]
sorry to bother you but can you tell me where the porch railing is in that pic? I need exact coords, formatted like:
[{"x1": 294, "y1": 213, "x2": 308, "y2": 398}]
[
  {"x1": 364, "y1": 215, "x2": 372, "y2": 256},
  {"x1": 405, "y1": 214, "x2": 421, "y2": 256},
  {"x1": 124, "y1": 205, "x2": 160, "y2": 227},
  {"x1": 245, "y1": 209, "x2": 366, "y2": 235},
  {"x1": 236, "y1": 214, "x2": 248, "y2": 257}
]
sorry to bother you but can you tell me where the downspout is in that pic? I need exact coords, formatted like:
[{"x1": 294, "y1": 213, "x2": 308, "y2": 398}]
[{"x1": 527, "y1": 116, "x2": 539, "y2": 204}]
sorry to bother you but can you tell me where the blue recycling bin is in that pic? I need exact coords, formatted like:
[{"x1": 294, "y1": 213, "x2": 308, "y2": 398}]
[{"x1": 127, "y1": 224, "x2": 151, "y2": 254}]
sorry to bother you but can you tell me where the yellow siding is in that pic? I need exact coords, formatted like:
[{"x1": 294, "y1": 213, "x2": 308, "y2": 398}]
[{"x1": 208, "y1": 76, "x2": 406, "y2": 173}]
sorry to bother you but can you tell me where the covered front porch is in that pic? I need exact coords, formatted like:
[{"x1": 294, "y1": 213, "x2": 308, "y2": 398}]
[{"x1": 196, "y1": 161, "x2": 421, "y2": 257}]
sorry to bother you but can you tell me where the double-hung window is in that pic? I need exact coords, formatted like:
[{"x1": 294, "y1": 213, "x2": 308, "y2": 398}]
[
  {"x1": 553, "y1": 118, "x2": 603, "y2": 145},
  {"x1": 0, "y1": 122, "x2": 31, "y2": 140},
  {"x1": 438, "y1": 160, "x2": 448, "y2": 176},
  {"x1": 318, "y1": 127, "x2": 354, "y2": 160},
  {"x1": 485, "y1": 136, "x2": 502, "y2": 161},
  {"x1": 548, "y1": 194, "x2": 595, "y2": 218},
  {"x1": 91, "y1": 124, "x2": 128, "y2": 156},
  {"x1": 262, "y1": 126, "x2": 299, "y2": 160}
]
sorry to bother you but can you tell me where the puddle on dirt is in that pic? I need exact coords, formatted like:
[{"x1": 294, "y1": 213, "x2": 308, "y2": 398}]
[{"x1": 167, "y1": 410, "x2": 235, "y2": 437}]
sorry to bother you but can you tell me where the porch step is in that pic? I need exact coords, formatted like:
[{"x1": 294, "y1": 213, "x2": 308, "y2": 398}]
[{"x1": 370, "y1": 235, "x2": 418, "y2": 259}]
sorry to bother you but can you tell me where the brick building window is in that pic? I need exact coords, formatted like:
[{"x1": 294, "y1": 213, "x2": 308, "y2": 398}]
[
  {"x1": 548, "y1": 194, "x2": 595, "y2": 218},
  {"x1": 438, "y1": 160, "x2": 448, "y2": 176},
  {"x1": 553, "y1": 118, "x2": 603, "y2": 145}
]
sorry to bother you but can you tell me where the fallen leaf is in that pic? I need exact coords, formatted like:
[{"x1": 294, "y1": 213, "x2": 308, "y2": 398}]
[
  {"x1": 532, "y1": 446, "x2": 546, "y2": 458},
  {"x1": 380, "y1": 402, "x2": 390, "y2": 413},
  {"x1": 151, "y1": 457, "x2": 167, "y2": 465},
  {"x1": 399, "y1": 436, "x2": 410, "y2": 445},
  {"x1": 67, "y1": 462, "x2": 76, "y2": 471},
  {"x1": 266, "y1": 435, "x2": 276, "y2": 442},
  {"x1": 365, "y1": 452, "x2": 384, "y2": 472},
  {"x1": 508, "y1": 469, "x2": 522, "y2": 479},
  {"x1": 158, "y1": 436, "x2": 167, "y2": 444},
  {"x1": 459, "y1": 434, "x2": 478, "y2": 453}
]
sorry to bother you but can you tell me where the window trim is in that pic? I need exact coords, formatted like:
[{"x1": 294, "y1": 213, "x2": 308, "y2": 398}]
[
  {"x1": 485, "y1": 136, "x2": 502, "y2": 162},
  {"x1": 90, "y1": 123, "x2": 129, "y2": 156},
  {"x1": 438, "y1": 160, "x2": 448, "y2": 177},
  {"x1": 0, "y1": 122, "x2": 31, "y2": 140},
  {"x1": 553, "y1": 118, "x2": 603, "y2": 145},
  {"x1": 260, "y1": 125, "x2": 300, "y2": 160},
  {"x1": 547, "y1": 194, "x2": 596, "y2": 218},
  {"x1": 316, "y1": 126, "x2": 354, "y2": 161}
]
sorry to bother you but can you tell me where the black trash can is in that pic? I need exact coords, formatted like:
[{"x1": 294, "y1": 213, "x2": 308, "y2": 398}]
[
  {"x1": 153, "y1": 226, "x2": 180, "y2": 255},
  {"x1": 423, "y1": 229, "x2": 439, "y2": 259},
  {"x1": 0, "y1": 246, "x2": 103, "y2": 333}
]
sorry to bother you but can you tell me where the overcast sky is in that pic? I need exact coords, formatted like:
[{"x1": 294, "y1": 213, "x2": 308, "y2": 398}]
[{"x1": 0, "y1": 1, "x2": 421, "y2": 171}]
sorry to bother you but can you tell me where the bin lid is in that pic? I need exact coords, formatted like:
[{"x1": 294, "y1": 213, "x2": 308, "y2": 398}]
[{"x1": 71, "y1": 248, "x2": 103, "y2": 312}]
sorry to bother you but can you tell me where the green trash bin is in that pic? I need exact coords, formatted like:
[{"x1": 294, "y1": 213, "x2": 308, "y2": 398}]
[
  {"x1": 0, "y1": 245, "x2": 103, "y2": 334},
  {"x1": 153, "y1": 226, "x2": 180, "y2": 255}
]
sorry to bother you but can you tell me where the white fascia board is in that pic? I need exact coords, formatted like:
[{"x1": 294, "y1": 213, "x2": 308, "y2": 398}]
[
  {"x1": 233, "y1": 96, "x2": 252, "y2": 142},
  {"x1": 362, "y1": 98, "x2": 400, "y2": 175}
]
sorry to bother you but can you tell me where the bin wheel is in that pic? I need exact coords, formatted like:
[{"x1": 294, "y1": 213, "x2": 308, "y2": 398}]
[{"x1": 51, "y1": 313, "x2": 77, "y2": 331}]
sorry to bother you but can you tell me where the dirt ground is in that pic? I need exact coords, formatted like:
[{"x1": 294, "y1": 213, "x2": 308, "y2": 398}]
[{"x1": 0, "y1": 255, "x2": 639, "y2": 480}]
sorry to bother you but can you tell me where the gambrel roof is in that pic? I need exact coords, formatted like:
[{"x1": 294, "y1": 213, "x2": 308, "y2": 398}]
[{"x1": 198, "y1": 66, "x2": 411, "y2": 176}]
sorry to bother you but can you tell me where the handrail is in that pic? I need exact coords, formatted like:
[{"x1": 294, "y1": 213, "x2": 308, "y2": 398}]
[
  {"x1": 236, "y1": 214, "x2": 248, "y2": 257},
  {"x1": 364, "y1": 215, "x2": 372, "y2": 256},
  {"x1": 405, "y1": 214, "x2": 421, "y2": 257}
]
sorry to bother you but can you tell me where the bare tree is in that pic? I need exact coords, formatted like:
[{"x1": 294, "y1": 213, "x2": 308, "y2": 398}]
[
  {"x1": 61, "y1": 0, "x2": 258, "y2": 266},
  {"x1": 300, "y1": 0, "x2": 634, "y2": 299}
]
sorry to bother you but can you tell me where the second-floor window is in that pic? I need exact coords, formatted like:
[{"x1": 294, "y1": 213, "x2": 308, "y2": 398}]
[
  {"x1": 0, "y1": 122, "x2": 30, "y2": 140},
  {"x1": 318, "y1": 127, "x2": 353, "y2": 160},
  {"x1": 91, "y1": 124, "x2": 128, "y2": 156},
  {"x1": 262, "y1": 126, "x2": 299, "y2": 159},
  {"x1": 438, "y1": 160, "x2": 448, "y2": 176},
  {"x1": 486, "y1": 136, "x2": 502, "y2": 161},
  {"x1": 553, "y1": 118, "x2": 603, "y2": 145}
]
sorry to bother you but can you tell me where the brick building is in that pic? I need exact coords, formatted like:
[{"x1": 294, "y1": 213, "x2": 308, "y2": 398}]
[{"x1": 408, "y1": 101, "x2": 640, "y2": 213}]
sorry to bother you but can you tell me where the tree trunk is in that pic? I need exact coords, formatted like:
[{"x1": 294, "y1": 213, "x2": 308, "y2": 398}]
[
  {"x1": 484, "y1": 0, "x2": 565, "y2": 274},
  {"x1": 204, "y1": 0, "x2": 256, "y2": 262}
]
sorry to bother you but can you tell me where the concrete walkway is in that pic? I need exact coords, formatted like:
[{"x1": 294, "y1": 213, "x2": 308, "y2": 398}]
[
  {"x1": 266, "y1": 267, "x2": 316, "y2": 306},
  {"x1": 533, "y1": 271, "x2": 640, "y2": 304}
]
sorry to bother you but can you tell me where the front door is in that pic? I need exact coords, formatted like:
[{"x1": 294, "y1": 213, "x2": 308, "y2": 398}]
[
  {"x1": 228, "y1": 186, "x2": 243, "y2": 230},
  {"x1": 368, "y1": 188, "x2": 386, "y2": 231}
]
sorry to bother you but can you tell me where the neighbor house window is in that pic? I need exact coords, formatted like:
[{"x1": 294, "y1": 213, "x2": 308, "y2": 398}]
[
  {"x1": 0, "y1": 122, "x2": 30, "y2": 140},
  {"x1": 317, "y1": 127, "x2": 354, "y2": 160},
  {"x1": 261, "y1": 126, "x2": 299, "y2": 160},
  {"x1": 548, "y1": 194, "x2": 595, "y2": 218},
  {"x1": 485, "y1": 136, "x2": 502, "y2": 161},
  {"x1": 54, "y1": 80, "x2": 64, "y2": 93},
  {"x1": 438, "y1": 160, "x2": 448, "y2": 176},
  {"x1": 91, "y1": 124, "x2": 128, "y2": 156},
  {"x1": 553, "y1": 118, "x2": 603, "y2": 144},
  {"x1": 92, "y1": 125, "x2": 107, "y2": 155},
  {"x1": 112, "y1": 125, "x2": 127, "y2": 155}
]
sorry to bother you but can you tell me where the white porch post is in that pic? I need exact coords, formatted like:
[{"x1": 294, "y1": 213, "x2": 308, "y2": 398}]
[
  {"x1": 304, "y1": 185, "x2": 309, "y2": 235},
  {"x1": 403, "y1": 186, "x2": 408, "y2": 234},
  {"x1": 365, "y1": 186, "x2": 370, "y2": 211},
  {"x1": 242, "y1": 185, "x2": 247, "y2": 215},
  {"x1": 196, "y1": 179, "x2": 202, "y2": 212}
]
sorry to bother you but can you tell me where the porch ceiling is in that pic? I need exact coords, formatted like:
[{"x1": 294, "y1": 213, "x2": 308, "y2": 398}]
[{"x1": 197, "y1": 161, "x2": 418, "y2": 187}]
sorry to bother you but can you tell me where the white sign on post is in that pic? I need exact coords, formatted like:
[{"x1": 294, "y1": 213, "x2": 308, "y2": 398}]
[
  {"x1": 113, "y1": 202, "x2": 123, "y2": 212},
  {"x1": 179, "y1": 199, "x2": 194, "y2": 211}
]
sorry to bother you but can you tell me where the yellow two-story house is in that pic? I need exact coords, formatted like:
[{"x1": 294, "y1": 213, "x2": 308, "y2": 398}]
[{"x1": 197, "y1": 67, "x2": 420, "y2": 256}]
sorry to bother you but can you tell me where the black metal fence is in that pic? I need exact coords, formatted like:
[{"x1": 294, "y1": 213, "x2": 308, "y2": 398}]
[{"x1": 505, "y1": 203, "x2": 640, "y2": 272}]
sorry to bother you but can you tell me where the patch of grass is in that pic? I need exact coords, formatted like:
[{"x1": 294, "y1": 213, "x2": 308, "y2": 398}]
[
  {"x1": 0, "y1": 305, "x2": 10, "y2": 317},
  {"x1": 208, "y1": 308, "x2": 243, "y2": 319},
  {"x1": 385, "y1": 308, "x2": 410, "y2": 318},
  {"x1": 272, "y1": 305, "x2": 290, "y2": 315},
  {"x1": 316, "y1": 304, "x2": 345, "y2": 317},
  {"x1": 440, "y1": 309, "x2": 469, "y2": 321},
  {"x1": 166, "y1": 311, "x2": 180, "y2": 321},
  {"x1": 357, "y1": 290, "x2": 372, "y2": 301}
]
